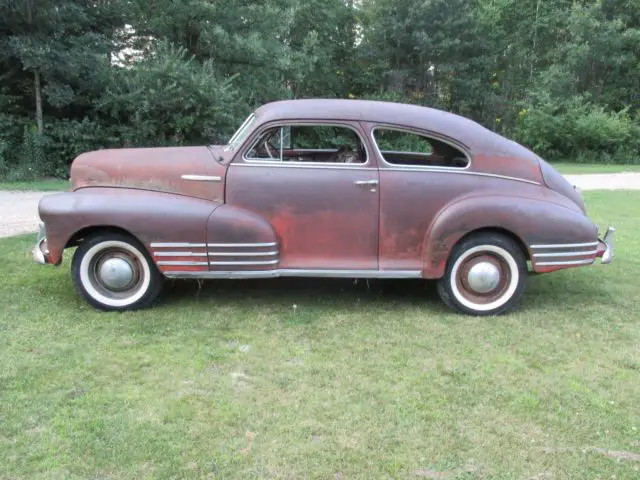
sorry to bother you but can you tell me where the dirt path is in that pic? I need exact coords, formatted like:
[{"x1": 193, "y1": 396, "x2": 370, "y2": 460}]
[
  {"x1": 564, "y1": 172, "x2": 640, "y2": 191},
  {"x1": 1, "y1": 172, "x2": 639, "y2": 239}
]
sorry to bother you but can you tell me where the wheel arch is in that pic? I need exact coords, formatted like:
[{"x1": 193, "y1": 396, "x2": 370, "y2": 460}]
[
  {"x1": 65, "y1": 225, "x2": 144, "y2": 249},
  {"x1": 421, "y1": 193, "x2": 547, "y2": 279},
  {"x1": 451, "y1": 227, "x2": 530, "y2": 265}
]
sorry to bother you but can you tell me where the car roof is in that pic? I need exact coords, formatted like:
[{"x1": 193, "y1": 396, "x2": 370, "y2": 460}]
[{"x1": 253, "y1": 99, "x2": 497, "y2": 151}]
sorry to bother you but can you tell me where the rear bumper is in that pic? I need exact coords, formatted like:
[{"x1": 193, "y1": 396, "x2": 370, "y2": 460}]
[
  {"x1": 596, "y1": 226, "x2": 615, "y2": 264},
  {"x1": 32, "y1": 222, "x2": 49, "y2": 265}
]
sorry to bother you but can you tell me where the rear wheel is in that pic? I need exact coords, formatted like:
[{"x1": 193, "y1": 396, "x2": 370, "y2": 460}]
[
  {"x1": 71, "y1": 232, "x2": 164, "y2": 311},
  {"x1": 436, "y1": 233, "x2": 527, "y2": 316}
]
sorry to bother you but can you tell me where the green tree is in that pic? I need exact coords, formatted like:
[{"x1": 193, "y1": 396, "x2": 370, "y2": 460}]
[
  {"x1": 358, "y1": 0, "x2": 493, "y2": 121},
  {"x1": 99, "y1": 41, "x2": 241, "y2": 146},
  {"x1": 0, "y1": 0, "x2": 128, "y2": 132}
]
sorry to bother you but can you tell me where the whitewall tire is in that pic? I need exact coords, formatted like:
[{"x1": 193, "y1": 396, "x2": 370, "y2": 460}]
[
  {"x1": 436, "y1": 232, "x2": 527, "y2": 316},
  {"x1": 71, "y1": 232, "x2": 164, "y2": 311}
]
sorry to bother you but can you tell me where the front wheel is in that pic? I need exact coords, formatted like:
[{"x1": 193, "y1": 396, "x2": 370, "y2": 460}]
[
  {"x1": 71, "y1": 232, "x2": 164, "y2": 311},
  {"x1": 436, "y1": 233, "x2": 527, "y2": 316}
]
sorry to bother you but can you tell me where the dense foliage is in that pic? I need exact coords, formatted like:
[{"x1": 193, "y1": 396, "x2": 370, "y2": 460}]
[{"x1": 1, "y1": 0, "x2": 639, "y2": 179}]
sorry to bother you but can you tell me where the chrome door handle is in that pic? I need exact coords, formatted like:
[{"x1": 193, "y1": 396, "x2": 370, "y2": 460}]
[{"x1": 354, "y1": 179, "x2": 379, "y2": 186}]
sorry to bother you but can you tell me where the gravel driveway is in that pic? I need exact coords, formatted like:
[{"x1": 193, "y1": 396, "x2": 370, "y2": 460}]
[{"x1": 1, "y1": 172, "x2": 639, "y2": 239}]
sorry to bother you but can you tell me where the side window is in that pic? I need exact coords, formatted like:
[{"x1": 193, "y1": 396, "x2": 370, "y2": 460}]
[
  {"x1": 373, "y1": 128, "x2": 469, "y2": 168},
  {"x1": 246, "y1": 125, "x2": 367, "y2": 164}
]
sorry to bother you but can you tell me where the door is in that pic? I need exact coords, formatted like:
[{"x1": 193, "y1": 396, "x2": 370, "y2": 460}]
[
  {"x1": 225, "y1": 123, "x2": 380, "y2": 270},
  {"x1": 368, "y1": 124, "x2": 473, "y2": 271}
]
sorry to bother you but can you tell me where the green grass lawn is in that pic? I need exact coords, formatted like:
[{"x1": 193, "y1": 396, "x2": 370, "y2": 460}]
[
  {"x1": 0, "y1": 179, "x2": 68, "y2": 192},
  {"x1": 551, "y1": 163, "x2": 640, "y2": 174},
  {"x1": 1, "y1": 192, "x2": 639, "y2": 479}
]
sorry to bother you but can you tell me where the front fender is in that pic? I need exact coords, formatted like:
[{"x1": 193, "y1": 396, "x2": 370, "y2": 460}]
[
  {"x1": 422, "y1": 193, "x2": 598, "y2": 278},
  {"x1": 38, "y1": 187, "x2": 220, "y2": 264}
]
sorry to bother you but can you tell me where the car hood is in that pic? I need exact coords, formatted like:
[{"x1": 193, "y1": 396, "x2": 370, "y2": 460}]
[{"x1": 70, "y1": 145, "x2": 229, "y2": 202}]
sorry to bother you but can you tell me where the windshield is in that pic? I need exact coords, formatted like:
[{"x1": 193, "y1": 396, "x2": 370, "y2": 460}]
[{"x1": 225, "y1": 113, "x2": 256, "y2": 152}]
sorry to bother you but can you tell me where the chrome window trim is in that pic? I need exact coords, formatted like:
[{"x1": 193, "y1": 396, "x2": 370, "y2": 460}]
[
  {"x1": 535, "y1": 259, "x2": 595, "y2": 267},
  {"x1": 370, "y1": 125, "x2": 542, "y2": 186},
  {"x1": 208, "y1": 242, "x2": 277, "y2": 248},
  {"x1": 370, "y1": 125, "x2": 472, "y2": 171},
  {"x1": 163, "y1": 269, "x2": 422, "y2": 280},
  {"x1": 530, "y1": 241, "x2": 599, "y2": 249},
  {"x1": 242, "y1": 122, "x2": 370, "y2": 166},
  {"x1": 225, "y1": 113, "x2": 257, "y2": 152},
  {"x1": 533, "y1": 249, "x2": 598, "y2": 258}
]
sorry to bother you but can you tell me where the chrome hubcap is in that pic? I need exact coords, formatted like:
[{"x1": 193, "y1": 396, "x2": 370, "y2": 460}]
[
  {"x1": 467, "y1": 261, "x2": 501, "y2": 294},
  {"x1": 98, "y1": 257, "x2": 135, "y2": 291}
]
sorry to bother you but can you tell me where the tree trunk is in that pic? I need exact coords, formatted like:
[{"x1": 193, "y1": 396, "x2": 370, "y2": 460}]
[
  {"x1": 26, "y1": 0, "x2": 43, "y2": 134},
  {"x1": 34, "y1": 70, "x2": 43, "y2": 134}
]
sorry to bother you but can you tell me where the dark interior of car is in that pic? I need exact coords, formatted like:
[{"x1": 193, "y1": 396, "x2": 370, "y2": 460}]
[{"x1": 379, "y1": 139, "x2": 469, "y2": 168}]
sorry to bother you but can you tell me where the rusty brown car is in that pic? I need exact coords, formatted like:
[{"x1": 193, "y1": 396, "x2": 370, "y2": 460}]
[{"x1": 33, "y1": 99, "x2": 615, "y2": 315}]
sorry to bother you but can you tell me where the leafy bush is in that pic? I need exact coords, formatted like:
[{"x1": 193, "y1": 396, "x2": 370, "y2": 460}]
[
  {"x1": 515, "y1": 93, "x2": 640, "y2": 164},
  {"x1": 45, "y1": 118, "x2": 121, "y2": 178},
  {"x1": 99, "y1": 41, "x2": 242, "y2": 147},
  {"x1": 1, "y1": 126, "x2": 49, "y2": 181}
]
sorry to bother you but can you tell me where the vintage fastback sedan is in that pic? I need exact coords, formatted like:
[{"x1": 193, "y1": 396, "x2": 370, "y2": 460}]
[{"x1": 33, "y1": 99, "x2": 615, "y2": 316}]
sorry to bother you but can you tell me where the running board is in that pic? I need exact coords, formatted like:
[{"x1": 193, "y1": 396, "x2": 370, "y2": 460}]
[{"x1": 163, "y1": 269, "x2": 423, "y2": 280}]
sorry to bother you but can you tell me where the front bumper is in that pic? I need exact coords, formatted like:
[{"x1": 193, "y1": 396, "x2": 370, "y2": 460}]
[
  {"x1": 596, "y1": 226, "x2": 615, "y2": 264},
  {"x1": 32, "y1": 222, "x2": 49, "y2": 265}
]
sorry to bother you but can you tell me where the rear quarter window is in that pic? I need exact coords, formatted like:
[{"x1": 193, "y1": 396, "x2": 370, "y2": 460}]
[{"x1": 373, "y1": 128, "x2": 469, "y2": 168}]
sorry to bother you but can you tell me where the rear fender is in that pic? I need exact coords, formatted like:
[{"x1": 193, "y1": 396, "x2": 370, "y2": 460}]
[{"x1": 422, "y1": 193, "x2": 598, "y2": 278}]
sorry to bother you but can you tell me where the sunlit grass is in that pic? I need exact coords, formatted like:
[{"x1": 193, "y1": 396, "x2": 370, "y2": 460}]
[
  {"x1": 552, "y1": 163, "x2": 640, "y2": 174},
  {"x1": 1, "y1": 191, "x2": 639, "y2": 479},
  {"x1": 0, "y1": 179, "x2": 68, "y2": 192}
]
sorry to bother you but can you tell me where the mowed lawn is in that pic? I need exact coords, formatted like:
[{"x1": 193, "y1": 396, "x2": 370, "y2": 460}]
[
  {"x1": 1, "y1": 192, "x2": 639, "y2": 479},
  {"x1": 0, "y1": 179, "x2": 69, "y2": 192},
  {"x1": 551, "y1": 163, "x2": 640, "y2": 175}
]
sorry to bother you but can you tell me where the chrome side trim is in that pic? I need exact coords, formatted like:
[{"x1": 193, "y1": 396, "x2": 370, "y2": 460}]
[
  {"x1": 207, "y1": 242, "x2": 277, "y2": 248},
  {"x1": 382, "y1": 167, "x2": 542, "y2": 186},
  {"x1": 151, "y1": 243, "x2": 207, "y2": 248},
  {"x1": 181, "y1": 174, "x2": 222, "y2": 182},
  {"x1": 163, "y1": 269, "x2": 423, "y2": 280},
  {"x1": 530, "y1": 241, "x2": 599, "y2": 249},
  {"x1": 153, "y1": 252, "x2": 208, "y2": 257},
  {"x1": 209, "y1": 260, "x2": 279, "y2": 266},
  {"x1": 209, "y1": 251, "x2": 278, "y2": 257},
  {"x1": 157, "y1": 261, "x2": 209, "y2": 266},
  {"x1": 533, "y1": 249, "x2": 598, "y2": 258},
  {"x1": 535, "y1": 259, "x2": 595, "y2": 267},
  {"x1": 276, "y1": 269, "x2": 422, "y2": 279}
]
